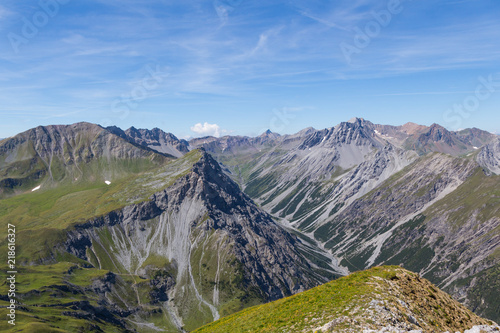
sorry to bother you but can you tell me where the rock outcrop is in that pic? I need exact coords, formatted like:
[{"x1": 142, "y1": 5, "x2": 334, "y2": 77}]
[
  {"x1": 62, "y1": 150, "x2": 334, "y2": 331},
  {"x1": 477, "y1": 137, "x2": 500, "y2": 175}
]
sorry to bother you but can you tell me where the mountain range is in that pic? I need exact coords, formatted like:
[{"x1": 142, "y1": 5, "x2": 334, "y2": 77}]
[{"x1": 0, "y1": 118, "x2": 499, "y2": 332}]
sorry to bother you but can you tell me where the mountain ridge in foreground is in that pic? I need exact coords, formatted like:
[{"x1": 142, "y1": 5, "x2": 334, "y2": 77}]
[{"x1": 195, "y1": 266, "x2": 498, "y2": 333}]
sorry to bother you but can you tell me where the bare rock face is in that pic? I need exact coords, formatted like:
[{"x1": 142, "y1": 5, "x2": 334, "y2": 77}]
[
  {"x1": 477, "y1": 137, "x2": 500, "y2": 175},
  {"x1": 124, "y1": 126, "x2": 190, "y2": 158},
  {"x1": 63, "y1": 150, "x2": 333, "y2": 331}
]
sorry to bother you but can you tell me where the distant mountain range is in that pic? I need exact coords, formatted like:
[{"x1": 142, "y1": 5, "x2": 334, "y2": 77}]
[{"x1": 0, "y1": 119, "x2": 498, "y2": 332}]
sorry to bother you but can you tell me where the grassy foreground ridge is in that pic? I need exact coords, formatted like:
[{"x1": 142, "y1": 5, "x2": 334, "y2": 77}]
[{"x1": 194, "y1": 266, "x2": 494, "y2": 333}]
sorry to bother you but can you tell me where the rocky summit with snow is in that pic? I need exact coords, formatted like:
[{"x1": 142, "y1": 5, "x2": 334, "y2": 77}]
[{"x1": 0, "y1": 118, "x2": 498, "y2": 332}]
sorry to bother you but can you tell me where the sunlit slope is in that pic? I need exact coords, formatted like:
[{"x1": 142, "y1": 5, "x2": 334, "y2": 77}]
[
  {"x1": 194, "y1": 266, "x2": 496, "y2": 333},
  {"x1": 0, "y1": 149, "x2": 200, "y2": 264},
  {"x1": 0, "y1": 122, "x2": 171, "y2": 199}
]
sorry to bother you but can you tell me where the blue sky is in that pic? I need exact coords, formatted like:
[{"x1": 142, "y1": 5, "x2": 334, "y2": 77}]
[{"x1": 1, "y1": 0, "x2": 499, "y2": 138}]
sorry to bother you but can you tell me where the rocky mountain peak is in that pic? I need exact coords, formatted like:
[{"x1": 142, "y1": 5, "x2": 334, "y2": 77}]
[
  {"x1": 329, "y1": 117, "x2": 378, "y2": 146},
  {"x1": 347, "y1": 116, "x2": 365, "y2": 124},
  {"x1": 295, "y1": 126, "x2": 316, "y2": 136},
  {"x1": 421, "y1": 123, "x2": 454, "y2": 144},
  {"x1": 261, "y1": 129, "x2": 272, "y2": 135},
  {"x1": 297, "y1": 118, "x2": 377, "y2": 150},
  {"x1": 256, "y1": 129, "x2": 281, "y2": 144},
  {"x1": 400, "y1": 122, "x2": 428, "y2": 135},
  {"x1": 117, "y1": 126, "x2": 189, "y2": 157},
  {"x1": 56, "y1": 147, "x2": 330, "y2": 331},
  {"x1": 0, "y1": 122, "x2": 168, "y2": 198},
  {"x1": 125, "y1": 125, "x2": 139, "y2": 134},
  {"x1": 190, "y1": 149, "x2": 245, "y2": 206},
  {"x1": 455, "y1": 127, "x2": 497, "y2": 147}
]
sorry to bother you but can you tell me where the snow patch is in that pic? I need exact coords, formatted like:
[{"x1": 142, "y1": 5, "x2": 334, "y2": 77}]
[
  {"x1": 31, "y1": 185, "x2": 41, "y2": 192},
  {"x1": 105, "y1": 180, "x2": 111, "y2": 185},
  {"x1": 473, "y1": 146, "x2": 479, "y2": 150}
]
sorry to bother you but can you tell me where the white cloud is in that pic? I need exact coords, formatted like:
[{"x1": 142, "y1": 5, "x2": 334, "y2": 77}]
[
  {"x1": 249, "y1": 27, "x2": 283, "y2": 56},
  {"x1": 190, "y1": 122, "x2": 222, "y2": 137}
]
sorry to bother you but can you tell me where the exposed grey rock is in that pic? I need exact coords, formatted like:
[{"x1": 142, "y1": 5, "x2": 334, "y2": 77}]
[
  {"x1": 63, "y1": 150, "x2": 332, "y2": 330},
  {"x1": 477, "y1": 137, "x2": 500, "y2": 175},
  {"x1": 187, "y1": 118, "x2": 499, "y2": 323},
  {"x1": 121, "y1": 126, "x2": 190, "y2": 158}
]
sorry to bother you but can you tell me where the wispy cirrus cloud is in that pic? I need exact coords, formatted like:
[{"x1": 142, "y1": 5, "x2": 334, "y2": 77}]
[{"x1": 0, "y1": 1, "x2": 499, "y2": 137}]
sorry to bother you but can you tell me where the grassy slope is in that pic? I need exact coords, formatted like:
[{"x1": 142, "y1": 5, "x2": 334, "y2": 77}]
[
  {"x1": 0, "y1": 150, "x2": 204, "y2": 332},
  {"x1": 0, "y1": 262, "x2": 120, "y2": 332},
  {"x1": 0, "y1": 150, "x2": 202, "y2": 264},
  {"x1": 194, "y1": 266, "x2": 494, "y2": 333},
  {"x1": 0, "y1": 261, "x2": 179, "y2": 332}
]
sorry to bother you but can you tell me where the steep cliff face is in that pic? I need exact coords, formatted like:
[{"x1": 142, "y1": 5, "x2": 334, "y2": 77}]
[{"x1": 477, "y1": 137, "x2": 500, "y2": 175}]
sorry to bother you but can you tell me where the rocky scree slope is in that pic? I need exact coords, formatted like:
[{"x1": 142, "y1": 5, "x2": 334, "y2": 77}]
[
  {"x1": 190, "y1": 118, "x2": 500, "y2": 323},
  {"x1": 1, "y1": 148, "x2": 335, "y2": 332}
]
